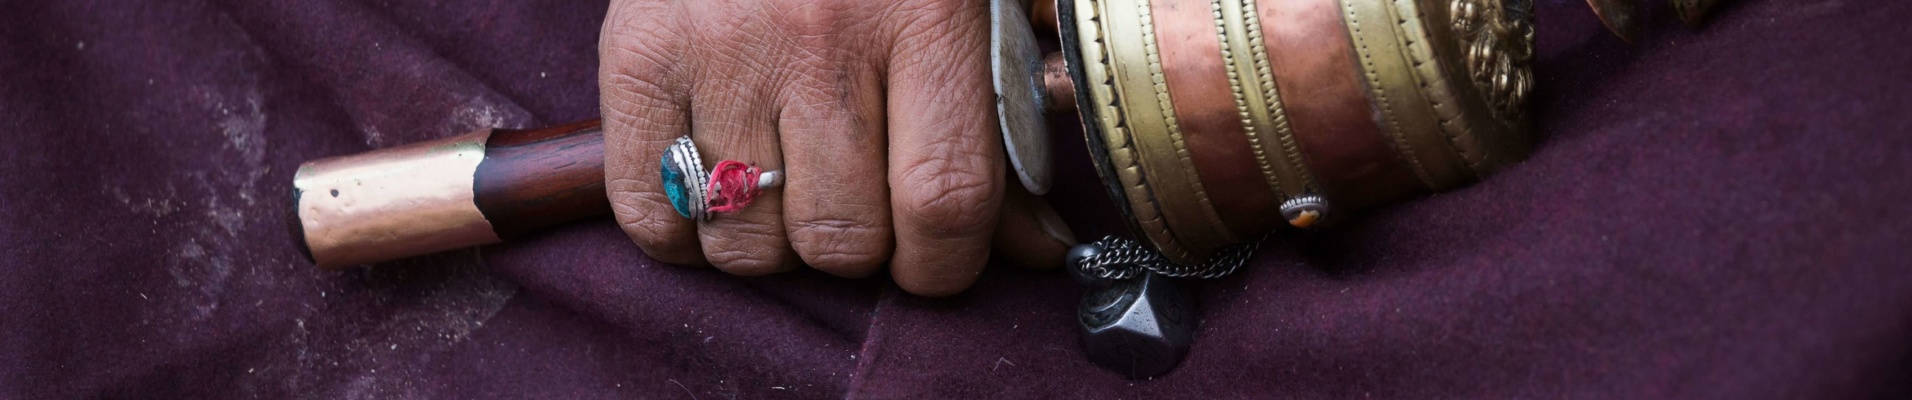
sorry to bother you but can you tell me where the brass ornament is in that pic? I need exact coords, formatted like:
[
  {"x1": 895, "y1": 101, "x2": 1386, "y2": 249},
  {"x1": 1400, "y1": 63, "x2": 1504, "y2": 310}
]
[
  {"x1": 1131, "y1": 0, "x2": 1243, "y2": 248},
  {"x1": 1433, "y1": 0, "x2": 1536, "y2": 174},
  {"x1": 1072, "y1": 0, "x2": 1194, "y2": 262},
  {"x1": 1451, "y1": 0, "x2": 1536, "y2": 122},
  {"x1": 1131, "y1": 0, "x2": 1238, "y2": 246},
  {"x1": 1343, "y1": 0, "x2": 1477, "y2": 189},
  {"x1": 1076, "y1": 0, "x2": 1264, "y2": 262},
  {"x1": 1212, "y1": 0, "x2": 1319, "y2": 204}
]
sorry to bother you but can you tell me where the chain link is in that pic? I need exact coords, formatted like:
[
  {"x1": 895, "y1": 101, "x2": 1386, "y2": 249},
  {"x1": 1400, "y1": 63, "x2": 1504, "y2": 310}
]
[{"x1": 1073, "y1": 235, "x2": 1263, "y2": 280}]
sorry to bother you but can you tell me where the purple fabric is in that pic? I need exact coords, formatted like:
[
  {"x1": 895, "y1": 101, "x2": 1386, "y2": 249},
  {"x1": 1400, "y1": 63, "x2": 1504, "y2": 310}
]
[{"x1": 4, "y1": 0, "x2": 1908, "y2": 398}]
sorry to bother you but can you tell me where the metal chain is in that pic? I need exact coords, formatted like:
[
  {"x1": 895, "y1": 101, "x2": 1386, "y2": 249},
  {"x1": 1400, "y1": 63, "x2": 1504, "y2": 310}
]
[{"x1": 1074, "y1": 235, "x2": 1263, "y2": 280}]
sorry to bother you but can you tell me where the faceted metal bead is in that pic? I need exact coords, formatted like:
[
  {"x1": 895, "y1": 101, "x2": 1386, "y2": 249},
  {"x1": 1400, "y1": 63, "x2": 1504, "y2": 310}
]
[
  {"x1": 1065, "y1": 242, "x2": 1115, "y2": 289},
  {"x1": 1078, "y1": 272, "x2": 1196, "y2": 379}
]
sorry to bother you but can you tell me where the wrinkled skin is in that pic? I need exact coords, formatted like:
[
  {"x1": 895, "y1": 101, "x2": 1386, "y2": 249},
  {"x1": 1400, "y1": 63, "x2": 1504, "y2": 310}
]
[{"x1": 600, "y1": 0, "x2": 1071, "y2": 296}]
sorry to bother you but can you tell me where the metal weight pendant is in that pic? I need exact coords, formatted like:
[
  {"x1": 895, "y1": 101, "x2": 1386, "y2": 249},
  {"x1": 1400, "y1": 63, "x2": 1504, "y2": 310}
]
[
  {"x1": 1077, "y1": 271, "x2": 1197, "y2": 379},
  {"x1": 1070, "y1": 244, "x2": 1198, "y2": 379}
]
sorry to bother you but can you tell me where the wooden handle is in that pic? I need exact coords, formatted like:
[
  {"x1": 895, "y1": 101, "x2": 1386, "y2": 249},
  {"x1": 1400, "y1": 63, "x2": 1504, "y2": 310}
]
[
  {"x1": 294, "y1": 42, "x2": 1076, "y2": 267},
  {"x1": 473, "y1": 119, "x2": 611, "y2": 238}
]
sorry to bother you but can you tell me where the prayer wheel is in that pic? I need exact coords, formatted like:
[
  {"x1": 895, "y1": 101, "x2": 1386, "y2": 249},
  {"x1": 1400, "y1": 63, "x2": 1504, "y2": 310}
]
[{"x1": 1056, "y1": 0, "x2": 1534, "y2": 263}]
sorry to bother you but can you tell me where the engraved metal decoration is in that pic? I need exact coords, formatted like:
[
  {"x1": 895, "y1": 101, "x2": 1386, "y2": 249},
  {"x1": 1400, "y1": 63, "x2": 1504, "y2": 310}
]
[{"x1": 1451, "y1": 0, "x2": 1536, "y2": 121}]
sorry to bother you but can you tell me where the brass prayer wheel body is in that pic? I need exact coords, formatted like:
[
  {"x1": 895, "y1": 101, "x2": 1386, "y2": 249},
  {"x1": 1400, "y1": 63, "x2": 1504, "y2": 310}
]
[{"x1": 1059, "y1": 0, "x2": 1535, "y2": 263}]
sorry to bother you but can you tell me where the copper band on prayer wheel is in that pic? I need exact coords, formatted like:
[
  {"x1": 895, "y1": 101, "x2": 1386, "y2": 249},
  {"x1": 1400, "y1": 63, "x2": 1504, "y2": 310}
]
[{"x1": 1152, "y1": 0, "x2": 1279, "y2": 237}]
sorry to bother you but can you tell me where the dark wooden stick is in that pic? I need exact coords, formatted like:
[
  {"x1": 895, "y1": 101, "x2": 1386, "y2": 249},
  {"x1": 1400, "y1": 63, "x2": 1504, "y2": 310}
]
[{"x1": 473, "y1": 119, "x2": 611, "y2": 238}]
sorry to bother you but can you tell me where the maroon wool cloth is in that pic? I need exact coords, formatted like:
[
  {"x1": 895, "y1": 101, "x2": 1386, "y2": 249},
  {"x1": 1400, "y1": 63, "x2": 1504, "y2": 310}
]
[{"x1": 4, "y1": 0, "x2": 1909, "y2": 398}]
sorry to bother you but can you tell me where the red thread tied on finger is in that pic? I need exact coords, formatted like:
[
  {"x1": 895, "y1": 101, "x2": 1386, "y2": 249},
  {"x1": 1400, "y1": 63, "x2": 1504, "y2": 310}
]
[{"x1": 706, "y1": 160, "x2": 763, "y2": 214}]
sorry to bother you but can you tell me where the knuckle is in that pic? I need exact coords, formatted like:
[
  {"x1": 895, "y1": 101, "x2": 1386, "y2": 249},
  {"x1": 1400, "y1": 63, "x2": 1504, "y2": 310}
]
[
  {"x1": 896, "y1": 155, "x2": 998, "y2": 237},
  {"x1": 702, "y1": 221, "x2": 792, "y2": 275},
  {"x1": 691, "y1": 14, "x2": 777, "y2": 75},
  {"x1": 888, "y1": 0, "x2": 977, "y2": 27},
  {"x1": 705, "y1": 250, "x2": 787, "y2": 276},
  {"x1": 608, "y1": 185, "x2": 696, "y2": 260},
  {"x1": 598, "y1": 24, "x2": 686, "y2": 134},
  {"x1": 600, "y1": 73, "x2": 681, "y2": 127},
  {"x1": 885, "y1": 0, "x2": 985, "y2": 47},
  {"x1": 789, "y1": 218, "x2": 889, "y2": 270},
  {"x1": 768, "y1": 0, "x2": 878, "y2": 59},
  {"x1": 706, "y1": 251, "x2": 786, "y2": 276},
  {"x1": 601, "y1": 3, "x2": 682, "y2": 72},
  {"x1": 771, "y1": 0, "x2": 844, "y2": 35}
]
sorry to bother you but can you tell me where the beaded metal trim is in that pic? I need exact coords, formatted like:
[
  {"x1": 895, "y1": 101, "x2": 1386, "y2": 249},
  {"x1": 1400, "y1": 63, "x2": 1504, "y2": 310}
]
[
  {"x1": 1073, "y1": 0, "x2": 1190, "y2": 261},
  {"x1": 1135, "y1": 0, "x2": 1241, "y2": 245},
  {"x1": 1211, "y1": 0, "x2": 1318, "y2": 201},
  {"x1": 1342, "y1": 0, "x2": 1476, "y2": 190}
]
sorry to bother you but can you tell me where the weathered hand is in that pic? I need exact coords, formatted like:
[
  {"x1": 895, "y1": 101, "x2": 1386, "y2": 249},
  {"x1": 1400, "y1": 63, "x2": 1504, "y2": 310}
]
[{"x1": 600, "y1": 0, "x2": 1072, "y2": 296}]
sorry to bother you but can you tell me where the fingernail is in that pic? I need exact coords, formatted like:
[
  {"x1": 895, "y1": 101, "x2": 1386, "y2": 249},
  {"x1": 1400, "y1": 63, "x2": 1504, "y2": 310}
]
[{"x1": 1033, "y1": 198, "x2": 1077, "y2": 246}]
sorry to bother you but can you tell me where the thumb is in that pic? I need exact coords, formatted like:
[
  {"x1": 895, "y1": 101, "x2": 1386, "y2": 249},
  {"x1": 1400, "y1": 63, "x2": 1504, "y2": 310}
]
[{"x1": 993, "y1": 182, "x2": 1075, "y2": 269}]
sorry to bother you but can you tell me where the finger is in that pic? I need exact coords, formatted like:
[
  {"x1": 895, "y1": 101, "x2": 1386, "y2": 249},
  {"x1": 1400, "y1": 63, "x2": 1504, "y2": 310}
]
[
  {"x1": 685, "y1": 7, "x2": 799, "y2": 276},
  {"x1": 993, "y1": 183, "x2": 1074, "y2": 270},
  {"x1": 691, "y1": 85, "x2": 798, "y2": 276},
  {"x1": 775, "y1": 2, "x2": 894, "y2": 279},
  {"x1": 882, "y1": 0, "x2": 1001, "y2": 297},
  {"x1": 600, "y1": 0, "x2": 703, "y2": 265}
]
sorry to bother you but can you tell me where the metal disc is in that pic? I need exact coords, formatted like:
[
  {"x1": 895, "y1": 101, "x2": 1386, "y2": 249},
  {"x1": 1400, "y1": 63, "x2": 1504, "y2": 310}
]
[{"x1": 991, "y1": 0, "x2": 1054, "y2": 195}]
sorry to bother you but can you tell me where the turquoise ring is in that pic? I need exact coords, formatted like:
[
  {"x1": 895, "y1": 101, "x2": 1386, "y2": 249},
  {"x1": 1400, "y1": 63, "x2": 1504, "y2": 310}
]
[
  {"x1": 661, "y1": 136, "x2": 712, "y2": 220},
  {"x1": 660, "y1": 136, "x2": 784, "y2": 221}
]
